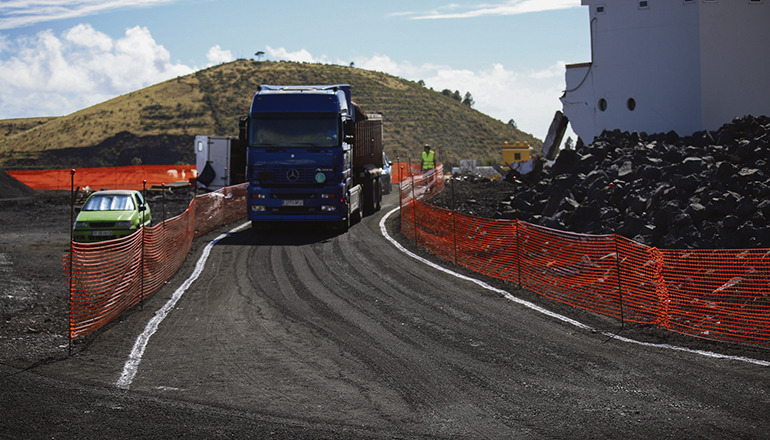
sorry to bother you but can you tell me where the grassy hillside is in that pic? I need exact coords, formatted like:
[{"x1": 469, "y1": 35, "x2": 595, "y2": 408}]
[
  {"x1": 0, "y1": 117, "x2": 59, "y2": 141},
  {"x1": 0, "y1": 60, "x2": 541, "y2": 169}
]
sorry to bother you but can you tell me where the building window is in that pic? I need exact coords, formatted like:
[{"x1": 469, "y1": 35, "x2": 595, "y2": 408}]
[
  {"x1": 596, "y1": 4, "x2": 606, "y2": 14},
  {"x1": 703, "y1": 0, "x2": 716, "y2": 3},
  {"x1": 627, "y1": 98, "x2": 636, "y2": 111},
  {"x1": 639, "y1": 0, "x2": 649, "y2": 8},
  {"x1": 598, "y1": 99, "x2": 608, "y2": 112},
  {"x1": 749, "y1": 0, "x2": 762, "y2": 4},
  {"x1": 683, "y1": 0, "x2": 694, "y2": 4}
]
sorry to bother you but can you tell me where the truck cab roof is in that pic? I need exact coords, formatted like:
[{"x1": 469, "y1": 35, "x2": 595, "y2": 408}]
[{"x1": 252, "y1": 84, "x2": 352, "y2": 119}]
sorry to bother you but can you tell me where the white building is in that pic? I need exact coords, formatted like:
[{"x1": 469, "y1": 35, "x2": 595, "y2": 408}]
[{"x1": 561, "y1": 0, "x2": 770, "y2": 144}]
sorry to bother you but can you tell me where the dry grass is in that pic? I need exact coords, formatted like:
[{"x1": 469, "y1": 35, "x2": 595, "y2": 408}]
[{"x1": 0, "y1": 60, "x2": 542, "y2": 169}]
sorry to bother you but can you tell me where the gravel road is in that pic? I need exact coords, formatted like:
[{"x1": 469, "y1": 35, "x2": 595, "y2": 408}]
[{"x1": 3, "y1": 188, "x2": 770, "y2": 438}]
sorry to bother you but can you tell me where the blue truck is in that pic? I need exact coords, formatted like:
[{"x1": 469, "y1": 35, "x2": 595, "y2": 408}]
[{"x1": 240, "y1": 84, "x2": 384, "y2": 231}]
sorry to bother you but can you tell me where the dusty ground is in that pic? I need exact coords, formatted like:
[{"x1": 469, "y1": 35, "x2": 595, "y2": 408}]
[
  {"x1": 2, "y1": 172, "x2": 770, "y2": 371},
  {"x1": 0, "y1": 183, "x2": 192, "y2": 369}
]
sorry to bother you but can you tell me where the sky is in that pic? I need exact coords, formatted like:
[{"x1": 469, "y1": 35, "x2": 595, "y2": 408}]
[{"x1": 0, "y1": 0, "x2": 590, "y2": 141}]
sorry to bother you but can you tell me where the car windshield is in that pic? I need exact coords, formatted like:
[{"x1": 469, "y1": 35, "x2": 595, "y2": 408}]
[
  {"x1": 251, "y1": 117, "x2": 338, "y2": 147},
  {"x1": 83, "y1": 195, "x2": 135, "y2": 211}
]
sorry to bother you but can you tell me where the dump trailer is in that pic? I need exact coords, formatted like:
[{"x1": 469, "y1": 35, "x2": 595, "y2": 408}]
[{"x1": 242, "y1": 84, "x2": 384, "y2": 231}]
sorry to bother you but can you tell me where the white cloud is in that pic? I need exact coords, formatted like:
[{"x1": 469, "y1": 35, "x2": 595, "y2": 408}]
[
  {"x1": 0, "y1": 0, "x2": 179, "y2": 30},
  {"x1": 0, "y1": 23, "x2": 194, "y2": 118},
  {"x1": 399, "y1": 0, "x2": 582, "y2": 19},
  {"x1": 354, "y1": 54, "x2": 566, "y2": 138},
  {"x1": 266, "y1": 46, "x2": 324, "y2": 64},
  {"x1": 63, "y1": 23, "x2": 113, "y2": 51},
  {"x1": 206, "y1": 45, "x2": 233, "y2": 66}
]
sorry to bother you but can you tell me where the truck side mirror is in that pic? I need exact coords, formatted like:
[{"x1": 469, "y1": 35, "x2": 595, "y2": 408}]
[
  {"x1": 343, "y1": 119, "x2": 355, "y2": 136},
  {"x1": 239, "y1": 116, "x2": 249, "y2": 148}
]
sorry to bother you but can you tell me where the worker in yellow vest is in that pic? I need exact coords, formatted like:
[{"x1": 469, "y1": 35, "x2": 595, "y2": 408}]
[{"x1": 420, "y1": 144, "x2": 436, "y2": 189}]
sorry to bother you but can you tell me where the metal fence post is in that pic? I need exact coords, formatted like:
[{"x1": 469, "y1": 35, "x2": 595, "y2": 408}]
[{"x1": 68, "y1": 169, "x2": 76, "y2": 356}]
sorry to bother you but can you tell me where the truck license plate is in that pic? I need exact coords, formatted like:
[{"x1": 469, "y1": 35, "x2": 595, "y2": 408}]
[
  {"x1": 282, "y1": 200, "x2": 303, "y2": 207},
  {"x1": 92, "y1": 230, "x2": 114, "y2": 236}
]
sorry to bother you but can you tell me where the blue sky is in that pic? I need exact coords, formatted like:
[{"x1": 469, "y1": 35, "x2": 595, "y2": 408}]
[{"x1": 0, "y1": 0, "x2": 590, "y2": 141}]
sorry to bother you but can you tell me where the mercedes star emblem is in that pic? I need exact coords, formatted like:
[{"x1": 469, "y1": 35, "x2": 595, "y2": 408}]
[{"x1": 286, "y1": 169, "x2": 300, "y2": 181}]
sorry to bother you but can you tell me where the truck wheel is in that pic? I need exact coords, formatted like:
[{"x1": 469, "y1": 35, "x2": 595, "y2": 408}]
[
  {"x1": 363, "y1": 179, "x2": 375, "y2": 216},
  {"x1": 333, "y1": 200, "x2": 351, "y2": 232}
]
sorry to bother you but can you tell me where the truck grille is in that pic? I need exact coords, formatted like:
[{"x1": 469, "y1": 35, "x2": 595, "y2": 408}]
[{"x1": 255, "y1": 167, "x2": 315, "y2": 185}]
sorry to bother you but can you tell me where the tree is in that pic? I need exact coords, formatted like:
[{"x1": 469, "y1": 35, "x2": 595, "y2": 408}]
[
  {"x1": 462, "y1": 92, "x2": 474, "y2": 107},
  {"x1": 418, "y1": 79, "x2": 426, "y2": 87},
  {"x1": 254, "y1": 51, "x2": 265, "y2": 61},
  {"x1": 349, "y1": 62, "x2": 355, "y2": 68},
  {"x1": 452, "y1": 90, "x2": 462, "y2": 102},
  {"x1": 564, "y1": 136, "x2": 574, "y2": 150},
  {"x1": 508, "y1": 119, "x2": 517, "y2": 130},
  {"x1": 441, "y1": 89, "x2": 453, "y2": 97}
]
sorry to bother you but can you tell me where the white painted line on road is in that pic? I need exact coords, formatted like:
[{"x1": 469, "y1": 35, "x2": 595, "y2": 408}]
[
  {"x1": 379, "y1": 207, "x2": 770, "y2": 368},
  {"x1": 116, "y1": 221, "x2": 251, "y2": 390}
]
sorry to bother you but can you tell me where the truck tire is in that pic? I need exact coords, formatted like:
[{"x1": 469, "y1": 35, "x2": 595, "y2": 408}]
[
  {"x1": 363, "y1": 178, "x2": 375, "y2": 216},
  {"x1": 331, "y1": 198, "x2": 351, "y2": 232},
  {"x1": 363, "y1": 176, "x2": 382, "y2": 215}
]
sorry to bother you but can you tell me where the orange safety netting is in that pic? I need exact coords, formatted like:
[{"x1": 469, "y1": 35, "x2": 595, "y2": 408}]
[
  {"x1": 63, "y1": 183, "x2": 247, "y2": 339},
  {"x1": 9, "y1": 165, "x2": 196, "y2": 191},
  {"x1": 391, "y1": 162, "x2": 420, "y2": 184},
  {"x1": 400, "y1": 173, "x2": 770, "y2": 348}
]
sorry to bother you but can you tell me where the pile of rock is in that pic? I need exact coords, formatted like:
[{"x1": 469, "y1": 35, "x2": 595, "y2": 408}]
[{"x1": 437, "y1": 115, "x2": 770, "y2": 249}]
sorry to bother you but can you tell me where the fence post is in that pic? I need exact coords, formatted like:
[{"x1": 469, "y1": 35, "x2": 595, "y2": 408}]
[
  {"x1": 398, "y1": 160, "x2": 403, "y2": 216},
  {"x1": 451, "y1": 176, "x2": 458, "y2": 265},
  {"x1": 614, "y1": 234, "x2": 624, "y2": 329},
  {"x1": 650, "y1": 247, "x2": 671, "y2": 329},
  {"x1": 141, "y1": 180, "x2": 146, "y2": 312},
  {"x1": 515, "y1": 219, "x2": 521, "y2": 287},
  {"x1": 68, "y1": 169, "x2": 76, "y2": 356},
  {"x1": 408, "y1": 155, "x2": 418, "y2": 243}
]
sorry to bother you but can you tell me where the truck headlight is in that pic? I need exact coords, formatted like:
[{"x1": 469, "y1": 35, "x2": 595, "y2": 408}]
[
  {"x1": 321, "y1": 205, "x2": 337, "y2": 212},
  {"x1": 251, "y1": 193, "x2": 266, "y2": 199},
  {"x1": 251, "y1": 205, "x2": 266, "y2": 212}
]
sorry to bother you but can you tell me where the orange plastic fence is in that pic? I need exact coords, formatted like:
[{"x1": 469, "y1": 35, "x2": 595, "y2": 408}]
[
  {"x1": 9, "y1": 165, "x2": 196, "y2": 191},
  {"x1": 64, "y1": 183, "x2": 247, "y2": 339},
  {"x1": 400, "y1": 174, "x2": 770, "y2": 348}
]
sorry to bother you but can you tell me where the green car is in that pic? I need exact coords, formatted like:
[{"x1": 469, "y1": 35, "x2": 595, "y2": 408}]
[{"x1": 73, "y1": 190, "x2": 152, "y2": 242}]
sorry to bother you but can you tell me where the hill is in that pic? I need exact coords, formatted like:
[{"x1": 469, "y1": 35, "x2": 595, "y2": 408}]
[{"x1": 0, "y1": 60, "x2": 541, "y2": 170}]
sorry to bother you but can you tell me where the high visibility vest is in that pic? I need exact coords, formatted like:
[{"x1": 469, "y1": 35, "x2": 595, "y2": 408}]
[{"x1": 422, "y1": 150, "x2": 435, "y2": 169}]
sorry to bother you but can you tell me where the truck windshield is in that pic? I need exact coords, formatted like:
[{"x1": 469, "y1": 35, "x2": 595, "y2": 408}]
[{"x1": 251, "y1": 117, "x2": 339, "y2": 147}]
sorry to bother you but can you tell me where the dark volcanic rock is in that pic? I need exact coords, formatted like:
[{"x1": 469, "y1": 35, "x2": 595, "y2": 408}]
[{"x1": 435, "y1": 115, "x2": 770, "y2": 249}]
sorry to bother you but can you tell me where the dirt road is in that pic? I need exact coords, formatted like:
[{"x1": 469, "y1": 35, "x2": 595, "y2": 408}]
[{"x1": 3, "y1": 191, "x2": 770, "y2": 438}]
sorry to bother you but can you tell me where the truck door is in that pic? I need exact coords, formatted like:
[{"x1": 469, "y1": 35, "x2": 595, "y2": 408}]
[{"x1": 195, "y1": 135, "x2": 231, "y2": 190}]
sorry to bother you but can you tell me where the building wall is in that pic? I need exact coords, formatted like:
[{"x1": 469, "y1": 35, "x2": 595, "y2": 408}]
[
  {"x1": 699, "y1": 1, "x2": 770, "y2": 130},
  {"x1": 562, "y1": 0, "x2": 769, "y2": 143}
]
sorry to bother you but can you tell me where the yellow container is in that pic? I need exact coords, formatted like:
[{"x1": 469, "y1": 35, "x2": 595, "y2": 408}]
[{"x1": 502, "y1": 141, "x2": 531, "y2": 163}]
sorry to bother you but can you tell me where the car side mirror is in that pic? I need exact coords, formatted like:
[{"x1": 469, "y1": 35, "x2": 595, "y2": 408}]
[{"x1": 139, "y1": 205, "x2": 146, "y2": 212}]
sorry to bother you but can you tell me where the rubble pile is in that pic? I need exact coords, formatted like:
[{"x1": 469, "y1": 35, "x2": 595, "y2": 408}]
[{"x1": 436, "y1": 115, "x2": 770, "y2": 249}]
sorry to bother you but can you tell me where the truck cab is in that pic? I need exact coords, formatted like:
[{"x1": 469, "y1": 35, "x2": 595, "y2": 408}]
[{"x1": 244, "y1": 85, "x2": 380, "y2": 231}]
